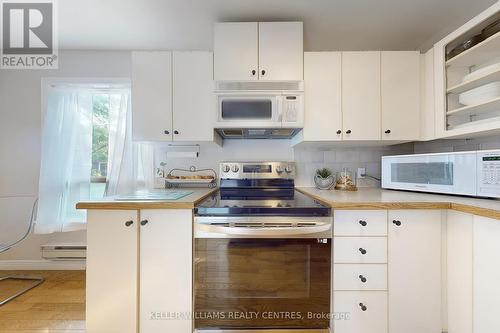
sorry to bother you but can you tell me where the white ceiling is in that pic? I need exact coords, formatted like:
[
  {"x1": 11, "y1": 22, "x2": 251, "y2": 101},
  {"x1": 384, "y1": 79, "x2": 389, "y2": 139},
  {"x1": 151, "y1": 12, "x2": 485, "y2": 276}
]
[{"x1": 58, "y1": 0, "x2": 497, "y2": 51}]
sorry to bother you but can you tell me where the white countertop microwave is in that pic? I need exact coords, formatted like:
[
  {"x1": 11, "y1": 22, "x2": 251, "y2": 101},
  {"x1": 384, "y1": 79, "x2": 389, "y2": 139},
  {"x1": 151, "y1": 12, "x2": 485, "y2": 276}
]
[{"x1": 382, "y1": 150, "x2": 500, "y2": 198}]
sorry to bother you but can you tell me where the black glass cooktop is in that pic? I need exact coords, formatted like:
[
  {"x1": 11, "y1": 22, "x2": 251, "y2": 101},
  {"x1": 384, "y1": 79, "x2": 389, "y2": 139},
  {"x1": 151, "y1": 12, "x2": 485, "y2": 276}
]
[{"x1": 194, "y1": 190, "x2": 331, "y2": 217}]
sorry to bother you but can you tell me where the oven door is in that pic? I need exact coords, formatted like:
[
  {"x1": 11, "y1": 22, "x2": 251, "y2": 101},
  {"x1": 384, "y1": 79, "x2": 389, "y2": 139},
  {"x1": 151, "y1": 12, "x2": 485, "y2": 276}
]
[
  {"x1": 215, "y1": 94, "x2": 282, "y2": 128},
  {"x1": 194, "y1": 237, "x2": 331, "y2": 330},
  {"x1": 381, "y1": 152, "x2": 477, "y2": 196}
]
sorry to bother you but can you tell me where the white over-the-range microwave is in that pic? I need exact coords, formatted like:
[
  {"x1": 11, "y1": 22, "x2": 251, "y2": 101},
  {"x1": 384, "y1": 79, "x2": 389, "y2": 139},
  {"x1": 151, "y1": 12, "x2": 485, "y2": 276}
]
[
  {"x1": 382, "y1": 150, "x2": 500, "y2": 198},
  {"x1": 213, "y1": 81, "x2": 304, "y2": 138}
]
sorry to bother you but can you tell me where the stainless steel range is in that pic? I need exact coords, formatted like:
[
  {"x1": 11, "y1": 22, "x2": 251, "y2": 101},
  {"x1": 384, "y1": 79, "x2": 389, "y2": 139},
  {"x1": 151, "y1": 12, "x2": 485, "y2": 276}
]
[{"x1": 194, "y1": 162, "x2": 332, "y2": 333}]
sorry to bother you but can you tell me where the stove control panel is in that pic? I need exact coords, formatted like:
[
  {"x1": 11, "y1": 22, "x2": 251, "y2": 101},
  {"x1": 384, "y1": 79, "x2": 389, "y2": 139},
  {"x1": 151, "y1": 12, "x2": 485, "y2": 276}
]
[{"x1": 220, "y1": 162, "x2": 295, "y2": 179}]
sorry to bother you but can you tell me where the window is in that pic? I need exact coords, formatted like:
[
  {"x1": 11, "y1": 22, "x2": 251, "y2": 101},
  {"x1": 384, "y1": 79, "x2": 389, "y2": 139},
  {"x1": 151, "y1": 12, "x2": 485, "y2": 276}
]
[{"x1": 37, "y1": 82, "x2": 147, "y2": 233}]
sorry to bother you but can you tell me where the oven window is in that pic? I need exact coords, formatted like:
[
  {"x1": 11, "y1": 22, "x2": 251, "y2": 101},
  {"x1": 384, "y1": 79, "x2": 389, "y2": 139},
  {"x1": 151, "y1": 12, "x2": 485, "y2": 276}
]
[
  {"x1": 391, "y1": 162, "x2": 454, "y2": 185},
  {"x1": 194, "y1": 238, "x2": 331, "y2": 329},
  {"x1": 221, "y1": 100, "x2": 273, "y2": 119}
]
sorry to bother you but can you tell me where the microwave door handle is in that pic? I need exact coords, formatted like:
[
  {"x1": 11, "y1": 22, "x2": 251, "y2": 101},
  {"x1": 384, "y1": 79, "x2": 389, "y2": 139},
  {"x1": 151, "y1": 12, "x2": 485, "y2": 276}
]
[{"x1": 196, "y1": 223, "x2": 331, "y2": 237}]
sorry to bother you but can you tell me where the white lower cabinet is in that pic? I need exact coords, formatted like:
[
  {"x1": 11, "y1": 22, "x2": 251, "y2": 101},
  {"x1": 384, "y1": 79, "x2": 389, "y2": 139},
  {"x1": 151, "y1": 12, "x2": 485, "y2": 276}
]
[
  {"x1": 334, "y1": 237, "x2": 387, "y2": 263},
  {"x1": 86, "y1": 209, "x2": 193, "y2": 333},
  {"x1": 333, "y1": 291, "x2": 388, "y2": 333},
  {"x1": 473, "y1": 215, "x2": 500, "y2": 332},
  {"x1": 388, "y1": 210, "x2": 442, "y2": 333},
  {"x1": 139, "y1": 209, "x2": 193, "y2": 333},
  {"x1": 86, "y1": 210, "x2": 139, "y2": 333},
  {"x1": 447, "y1": 210, "x2": 473, "y2": 333},
  {"x1": 334, "y1": 264, "x2": 387, "y2": 291}
]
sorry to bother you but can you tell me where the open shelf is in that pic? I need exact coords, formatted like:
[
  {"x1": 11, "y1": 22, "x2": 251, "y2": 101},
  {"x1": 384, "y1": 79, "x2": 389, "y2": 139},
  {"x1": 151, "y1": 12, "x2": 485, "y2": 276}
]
[
  {"x1": 447, "y1": 67, "x2": 500, "y2": 94},
  {"x1": 446, "y1": 30, "x2": 500, "y2": 68},
  {"x1": 447, "y1": 96, "x2": 500, "y2": 116}
]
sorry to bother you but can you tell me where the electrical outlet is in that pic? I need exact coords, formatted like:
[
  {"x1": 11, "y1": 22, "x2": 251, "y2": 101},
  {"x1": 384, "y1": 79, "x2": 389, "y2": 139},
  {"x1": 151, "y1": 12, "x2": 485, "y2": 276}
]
[{"x1": 357, "y1": 167, "x2": 366, "y2": 178}]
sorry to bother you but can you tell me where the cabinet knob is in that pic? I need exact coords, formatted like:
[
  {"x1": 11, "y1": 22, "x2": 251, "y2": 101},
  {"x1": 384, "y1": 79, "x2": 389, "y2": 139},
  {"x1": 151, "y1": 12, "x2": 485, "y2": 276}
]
[
  {"x1": 174, "y1": 130, "x2": 179, "y2": 135},
  {"x1": 359, "y1": 275, "x2": 367, "y2": 283},
  {"x1": 124, "y1": 220, "x2": 134, "y2": 227},
  {"x1": 359, "y1": 303, "x2": 368, "y2": 311},
  {"x1": 261, "y1": 69, "x2": 266, "y2": 76},
  {"x1": 336, "y1": 130, "x2": 342, "y2": 135},
  {"x1": 164, "y1": 130, "x2": 170, "y2": 135},
  {"x1": 346, "y1": 130, "x2": 352, "y2": 134},
  {"x1": 359, "y1": 220, "x2": 367, "y2": 226},
  {"x1": 140, "y1": 219, "x2": 149, "y2": 226},
  {"x1": 385, "y1": 129, "x2": 391, "y2": 134},
  {"x1": 251, "y1": 69, "x2": 256, "y2": 76},
  {"x1": 358, "y1": 247, "x2": 367, "y2": 255},
  {"x1": 392, "y1": 220, "x2": 402, "y2": 226}
]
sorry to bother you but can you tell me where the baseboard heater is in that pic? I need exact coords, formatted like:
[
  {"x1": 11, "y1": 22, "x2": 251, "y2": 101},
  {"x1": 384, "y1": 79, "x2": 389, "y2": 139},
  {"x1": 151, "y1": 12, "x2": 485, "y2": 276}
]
[{"x1": 41, "y1": 244, "x2": 87, "y2": 260}]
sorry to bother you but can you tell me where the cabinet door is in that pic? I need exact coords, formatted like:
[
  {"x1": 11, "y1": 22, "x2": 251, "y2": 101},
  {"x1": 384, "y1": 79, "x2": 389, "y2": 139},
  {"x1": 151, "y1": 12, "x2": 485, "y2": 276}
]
[
  {"x1": 473, "y1": 215, "x2": 500, "y2": 332},
  {"x1": 303, "y1": 52, "x2": 342, "y2": 141},
  {"x1": 447, "y1": 210, "x2": 473, "y2": 333},
  {"x1": 381, "y1": 51, "x2": 420, "y2": 140},
  {"x1": 172, "y1": 51, "x2": 214, "y2": 141},
  {"x1": 388, "y1": 210, "x2": 442, "y2": 333},
  {"x1": 258, "y1": 22, "x2": 303, "y2": 81},
  {"x1": 214, "y1": 22, "x2": 258, "y2": 81},
  {"x1": 139, "y1": 209, "x2": 193, "y2": 333},
  {"x1": 86, "y1": 210, "x2": 138, "y2": 333},
  {"x1": 132, "y1": 51, "x2": 173, "y2": 141},
  {"x1": 421, "y1": 48, "x2": 436, "y2": 141},
  {"x1": 333, "y1": 291, "x2": 388, "y2": 333},
  {"x1": 342, "y1": 52, "x2": 381, "y2": 140}
]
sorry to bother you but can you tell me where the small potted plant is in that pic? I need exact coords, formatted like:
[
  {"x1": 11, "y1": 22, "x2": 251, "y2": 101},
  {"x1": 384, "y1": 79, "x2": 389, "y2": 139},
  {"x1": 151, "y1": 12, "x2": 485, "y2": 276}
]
[{"x1": 314, "y1": 167, "x2": 335, "y2": 190}]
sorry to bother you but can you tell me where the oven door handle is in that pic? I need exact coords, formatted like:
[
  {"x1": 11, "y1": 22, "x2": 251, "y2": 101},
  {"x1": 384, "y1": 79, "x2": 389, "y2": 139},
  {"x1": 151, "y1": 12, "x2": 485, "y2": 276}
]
[{"x1": 195, "y1": 223, "x2": 331, "y2": 236}]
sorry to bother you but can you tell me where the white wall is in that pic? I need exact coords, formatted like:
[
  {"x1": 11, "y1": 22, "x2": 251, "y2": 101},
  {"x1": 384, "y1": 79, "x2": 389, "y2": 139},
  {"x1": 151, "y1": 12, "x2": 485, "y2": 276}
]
[{"x1": 0, "y1": 50, "x2": 131, "y2": 260}]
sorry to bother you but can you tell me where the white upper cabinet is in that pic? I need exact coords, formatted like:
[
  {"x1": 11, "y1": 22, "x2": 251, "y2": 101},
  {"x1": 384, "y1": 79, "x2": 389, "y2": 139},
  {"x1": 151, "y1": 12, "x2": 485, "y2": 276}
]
[
  {"x1": 132, "y1": 51, "x2": 215, "y2": 142},
  {"x1": 214, "y1": 22, "x2": 259, "y2": 81},
  {"x1": 132, "y1": 51, "x2": 173, "y2": 141},
  {"x1": 433, "y1": 2, "x2": 500, "y2": 139},
  {"x1": 258, "y1": 22, "x2": 303, "y2": 81},
  {"x1": 381, "y1": 51, "x2": 420, "y2": 141},
  {"x1": 303, "y1": 52, "x2": 342, "y2": 141},
  {"x1": 421, "y1": 47, "x2": 436, "y2": 141},
  {"x1": 172, "y1": 51, "x2": 214, "y2": 141},
  {"x1": 388, "y1": 210, "x2": 442, "y2": 333},
  {"x1": 214, "y1": 22, "x2": 303, "y2": 81},
  {"x1": 342, "y1": 51, "x2": 381, "y2": 140}
]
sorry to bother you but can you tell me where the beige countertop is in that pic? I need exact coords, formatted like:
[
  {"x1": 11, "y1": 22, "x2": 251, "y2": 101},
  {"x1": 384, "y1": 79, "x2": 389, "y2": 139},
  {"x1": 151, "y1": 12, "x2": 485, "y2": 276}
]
[
  {"x1": 76, "y1": 188, "x2": 218, "y2": 210},
  {"x1": 296, "y1": 187, "x2": 500, "y2": 220}
]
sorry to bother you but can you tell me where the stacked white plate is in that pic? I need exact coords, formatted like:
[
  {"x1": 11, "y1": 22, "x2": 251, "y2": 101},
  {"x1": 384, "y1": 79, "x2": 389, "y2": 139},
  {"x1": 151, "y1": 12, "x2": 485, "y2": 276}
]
[{"x1": 459, "y1": 62, "x2": 500, "y2": 106}]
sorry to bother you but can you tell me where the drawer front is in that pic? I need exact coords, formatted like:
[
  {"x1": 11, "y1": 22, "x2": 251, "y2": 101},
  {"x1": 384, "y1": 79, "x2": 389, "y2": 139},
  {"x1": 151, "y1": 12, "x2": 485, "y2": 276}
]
[
  {"x1": 334, "y1": 210, "x2": 388, "y2": 236},
  {"x1": 333, "y1": 291, "x2": 388, "y2": 333},
  {"x1": 334, "y1": 237, "x2": 387, "y2": 263},
  {"x1": 334, "y1": 264, "x2": 387, "y2": 291}
]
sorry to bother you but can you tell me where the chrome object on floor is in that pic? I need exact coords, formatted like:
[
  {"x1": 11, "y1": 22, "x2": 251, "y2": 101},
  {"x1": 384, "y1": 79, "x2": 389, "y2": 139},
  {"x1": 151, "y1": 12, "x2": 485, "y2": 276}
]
[{"x1": 0, "y1": 198, "x2": 45, "y2": 306}]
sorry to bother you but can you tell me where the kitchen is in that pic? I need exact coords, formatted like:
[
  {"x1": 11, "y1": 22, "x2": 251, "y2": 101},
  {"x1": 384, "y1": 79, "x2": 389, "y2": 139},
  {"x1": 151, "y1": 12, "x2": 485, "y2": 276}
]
[{"x1": 1, "y1": 1, "x2": 500, "y2": 333}]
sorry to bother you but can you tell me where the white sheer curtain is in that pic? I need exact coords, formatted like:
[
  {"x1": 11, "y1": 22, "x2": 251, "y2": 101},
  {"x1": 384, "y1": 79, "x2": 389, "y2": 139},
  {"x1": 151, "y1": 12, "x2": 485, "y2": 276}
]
[
  {"x1": 36, "y1": 85, "x2": 153, "y2": 234},
  {"x1": 106, "y1": 92, "x2": 154, "y2": 196},
  {"x1": 36, "y1": 89, "x2": 92, "y2": 234}
]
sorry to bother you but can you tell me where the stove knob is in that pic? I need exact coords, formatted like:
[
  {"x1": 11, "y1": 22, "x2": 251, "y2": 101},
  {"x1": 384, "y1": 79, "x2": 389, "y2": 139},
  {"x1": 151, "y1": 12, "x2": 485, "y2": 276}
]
[
  {"x1": 222, "y1": 164, "x2": 230, "y2": 173},
  {"x1": 285, "y1": 165, "x2": 294, "y2": 174},
  {"x1": 276, "y1": 166, "x2": 284, "y2": 174},
  {"x1": 231, "y1": 165, "x2": 240, "y2": 173}
]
